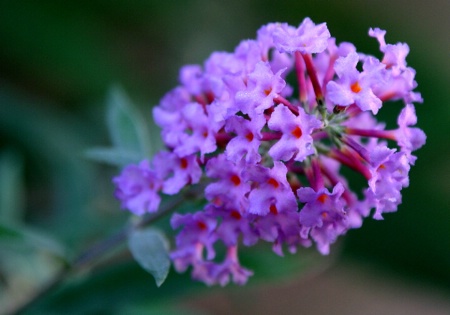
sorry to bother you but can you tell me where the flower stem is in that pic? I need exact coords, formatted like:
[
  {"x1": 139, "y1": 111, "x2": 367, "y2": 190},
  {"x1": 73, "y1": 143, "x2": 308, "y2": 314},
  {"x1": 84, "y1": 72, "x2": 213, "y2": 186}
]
[
  {"x1": 302, "y1": 53, "x2": 323, "y2": 101},
  {"x1": 274, "y1": 96, "x2": 299, "y2": 115},
  {"x1": 345, "y1": 127, "x2": 395, "y2": 140},
  {"x1": 294, "y1": 51, "x2": 307, "y2": 105},
  {"x1": 9, "y1": 186, "x2": 202, "y2": 315}
]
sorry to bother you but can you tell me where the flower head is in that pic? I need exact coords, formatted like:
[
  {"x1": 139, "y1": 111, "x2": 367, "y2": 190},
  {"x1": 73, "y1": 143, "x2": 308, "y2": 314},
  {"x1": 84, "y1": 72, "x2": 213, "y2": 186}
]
[{"x1": 113, "y1": 18, "x2": 425, "y2": 285}]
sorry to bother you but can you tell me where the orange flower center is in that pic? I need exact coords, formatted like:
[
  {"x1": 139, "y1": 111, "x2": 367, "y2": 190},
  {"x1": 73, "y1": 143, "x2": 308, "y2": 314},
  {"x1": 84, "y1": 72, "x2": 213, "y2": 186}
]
[
  {"x1": 270, "y1": 204, "x2": 278, "y2": 215},
  {"x1": 230, "y1": 174, "x2": 241, "y2": 186},
  {"x1": 230, "y1": 210, "x2": 242, "y2": 220},
  {"x1": 351, "y1": 82, "x2": 362, "y2": 93},
  {"x1": 212, "y1": 197, "x2": 223, "y2": 207},
  {"x1": 197, "y1": 221, "x2": 207, "y2": 230},
  {"x1": 267, "y1": 177, "x2": 279, "y2": 188},
  {"x1": 291, "y1": 126, "x2": 303, "y2": 139},
  {"x1": 317, "y1": 194, "x2": 328, "y2": 204},
  {"x1": 180, "y1": 158, "x2": 188, "y2": 169}
]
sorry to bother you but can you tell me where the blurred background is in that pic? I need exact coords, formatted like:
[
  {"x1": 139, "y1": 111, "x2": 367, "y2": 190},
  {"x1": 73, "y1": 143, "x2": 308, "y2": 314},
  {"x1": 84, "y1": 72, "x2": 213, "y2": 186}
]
[{"x1": 0, "y1": 0, "x2": 449, "y2": 314}]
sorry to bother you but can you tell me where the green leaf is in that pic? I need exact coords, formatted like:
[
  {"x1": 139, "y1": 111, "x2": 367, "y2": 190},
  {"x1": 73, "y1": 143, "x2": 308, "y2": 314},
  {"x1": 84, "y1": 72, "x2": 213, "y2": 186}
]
[
  {"x1": 21, "y1": 260, "x2": 204, "y2": 315},
  {"x1": 0, "y1": 223, "x2": 22, "y2": 239},
  {"x1": 127, "y1": 227, "x2": 171, "y2": 287},
  {"x1": 0, "y1": 87, "x2": 99, "y2": 246},
  {"x1": 107, "y1": 86, "x2": 152, "y2": 158},
  {"x1": 0, "y1": 149, "x2": 24, "y2": 223},
  {"x1": 117, "y1": 302, "x2": 207, "y2": 315},
  {"x1": 0, "y1": 221, "x2": 67, "y2": 259},
  {"x1": 84, "y1": 147, "x2": 142, "y2": 167}
]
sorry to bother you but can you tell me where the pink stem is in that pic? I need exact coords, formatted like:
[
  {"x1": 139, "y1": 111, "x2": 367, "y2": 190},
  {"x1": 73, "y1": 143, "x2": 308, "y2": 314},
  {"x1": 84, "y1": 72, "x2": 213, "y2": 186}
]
[
  {"x1": 194, "y1": 95, "x2": 206, "y2": 106},
  {"x1": 261, "y1": 132, "x2": 282, "y2": 141},
  {"x1": 345, "y1": 128, "x2": 395, "y2": 140},
  {"x1": 295, "y1": 51, "x2": 308, "y2": 104},
  {"x1": 320, "y1": 161, "x2": 355, "y2": 205},
  {"x1": 312, "y1": 131, "x2": 328, "y2": 141},
  {"x1": 302, "y1": 53, "x2": 323, "y2": 102},
  {"x1": 329, "y1": 149, "x2": 371, "y2": 180},
  {"x1": 312, "y1": 158, "x2": 324, "y2": 191},
  {"x1": 274, "y1": 96, "x2": 299, "y2": 115},
  {"x1": 341, "y1": 136, "x2": 371, "y2": 165},
  {"x1": 215, "y1": 132, "x2": 233, "y2": 147},
  {"x1": 304, "y1": 164, "x2": 316, "y2": 191},
  {"x1": 323, "y1": 55, "x2": 337, "y2": 88}
]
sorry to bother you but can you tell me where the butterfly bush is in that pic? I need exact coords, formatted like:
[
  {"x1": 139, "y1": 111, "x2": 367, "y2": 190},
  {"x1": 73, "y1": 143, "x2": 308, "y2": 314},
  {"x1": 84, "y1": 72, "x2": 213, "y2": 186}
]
[{"x1": 113, "y1": 18, "x2": 426, "y2": 286}]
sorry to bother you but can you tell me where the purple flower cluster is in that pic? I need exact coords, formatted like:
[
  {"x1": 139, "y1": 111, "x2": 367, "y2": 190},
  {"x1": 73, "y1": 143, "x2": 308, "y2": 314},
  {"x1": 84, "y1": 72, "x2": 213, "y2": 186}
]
[{"x1": 113, "y1": 18, "x2": 425, "y2": 285}]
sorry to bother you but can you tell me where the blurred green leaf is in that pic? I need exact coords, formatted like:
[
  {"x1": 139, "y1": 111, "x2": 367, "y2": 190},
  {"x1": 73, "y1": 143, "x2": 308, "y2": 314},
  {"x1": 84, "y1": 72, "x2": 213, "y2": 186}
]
[
  {"x1": 117, "y1": 302, "x2": 207, "y2": 315},
  {"x1": 0, "y1": 87, "x2": 97, "y2": 246},
  {"x1": 107, "y1": 86, "x2": 152, "y2": 159},
  {"x1": 84, "y1": 147, "x2": 142, "y2": 167},
  {"x1": 0, "y1": 221, "x2": 69, "y2": 313},
  {"x1": 20, "y1": 241, "x2": 330, "y2": 314},
  {"x1": 0, "y1": 222, "x2": 22, "y2": 239},
  {"x1": 0, "y1": 247, "x2": 62, "y2": 314},
  {"x1": 0, "y1": 149, "x2": 24, "y2": 224},
  {"x1": 20, "y1": 260, "x2": 204, "y2": 315},
  {"x1": 0, "y1": 221, "x2": 67, "y2": 259},
  {"x1": 128, "y1": 227, "x2": 171, "y2": 287}
]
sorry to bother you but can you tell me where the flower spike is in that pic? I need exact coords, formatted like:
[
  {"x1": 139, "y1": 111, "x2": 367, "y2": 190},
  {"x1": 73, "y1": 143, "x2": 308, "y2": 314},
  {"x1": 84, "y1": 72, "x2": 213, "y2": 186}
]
[{"x1": 113, "y1": 18, "x2": 425, "y2": 285}]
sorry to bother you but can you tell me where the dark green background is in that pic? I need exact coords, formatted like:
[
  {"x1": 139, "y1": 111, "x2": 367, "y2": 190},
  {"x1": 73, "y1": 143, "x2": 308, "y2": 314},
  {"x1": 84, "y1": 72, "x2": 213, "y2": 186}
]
[{"x1": 0, "y1": 0, "x2": 449, "y2": 313}]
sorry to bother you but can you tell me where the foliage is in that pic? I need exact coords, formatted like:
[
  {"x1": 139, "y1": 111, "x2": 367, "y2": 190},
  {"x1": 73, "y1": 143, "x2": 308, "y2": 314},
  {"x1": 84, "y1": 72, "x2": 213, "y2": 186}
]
[{"x1": 0, "y1": 1, "x2": 449, "y2": 314}]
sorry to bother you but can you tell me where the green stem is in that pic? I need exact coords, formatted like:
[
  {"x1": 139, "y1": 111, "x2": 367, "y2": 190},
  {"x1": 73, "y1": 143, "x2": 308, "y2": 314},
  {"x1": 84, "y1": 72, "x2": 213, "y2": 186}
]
[{"x1": 9, "y1": 185, "x2": 203, "y2": 315}]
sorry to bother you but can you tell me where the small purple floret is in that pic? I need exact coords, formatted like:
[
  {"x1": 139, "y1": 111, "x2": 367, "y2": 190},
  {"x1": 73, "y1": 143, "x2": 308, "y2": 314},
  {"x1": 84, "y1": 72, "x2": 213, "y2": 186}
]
[{"x1": 113, "y1": 160, "x2": 162, "y2": 215}]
